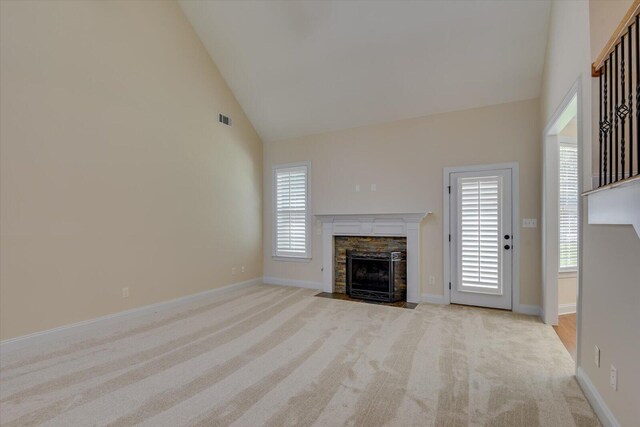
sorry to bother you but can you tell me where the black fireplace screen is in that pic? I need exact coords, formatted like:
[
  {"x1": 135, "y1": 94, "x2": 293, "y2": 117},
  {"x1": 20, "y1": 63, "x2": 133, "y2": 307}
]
[{"x1": 346, "y1": 251, "x2": 404, "y2": 302}]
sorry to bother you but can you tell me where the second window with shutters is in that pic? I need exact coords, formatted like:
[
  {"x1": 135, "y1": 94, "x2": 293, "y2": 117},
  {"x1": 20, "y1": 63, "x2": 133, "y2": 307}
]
[
  {"x1": 273, "y1": 162, "x2": 310, "y2": 259},
  {"x1": 559, "y1": 142, "x2": 578, "y2": 271}
]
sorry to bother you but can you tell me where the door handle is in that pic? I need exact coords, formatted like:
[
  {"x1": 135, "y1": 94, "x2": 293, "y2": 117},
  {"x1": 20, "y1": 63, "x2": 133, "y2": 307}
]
[{"x1": 504, "y1": 244, "x2": 511, "y2": 250}]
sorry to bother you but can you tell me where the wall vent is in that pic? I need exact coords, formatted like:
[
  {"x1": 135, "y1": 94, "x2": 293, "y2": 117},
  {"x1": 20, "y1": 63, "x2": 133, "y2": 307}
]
[{"x1": 218, "y1": 113, "x2": 232, "y2": 126}]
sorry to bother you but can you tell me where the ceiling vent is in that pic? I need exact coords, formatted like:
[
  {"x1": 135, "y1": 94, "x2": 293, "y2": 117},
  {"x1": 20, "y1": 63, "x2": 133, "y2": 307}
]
[{"x1": 218, "y1": 113, "x2": 232, "y2": 126}]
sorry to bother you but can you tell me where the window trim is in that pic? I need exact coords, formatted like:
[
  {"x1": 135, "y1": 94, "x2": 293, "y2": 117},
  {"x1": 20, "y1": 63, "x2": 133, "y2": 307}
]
[{"x1": 272, "y1": 161, "x2": 311, "y2": 260}]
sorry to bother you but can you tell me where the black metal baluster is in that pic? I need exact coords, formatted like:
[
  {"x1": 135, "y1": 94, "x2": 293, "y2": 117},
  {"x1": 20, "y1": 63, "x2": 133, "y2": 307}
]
[
  {"x1": 604, "y1": 60, "x2": 609, "y2": 185},
  {"x1": 610, "y1": 51, "x2": 614, "y2": 184},
  {"x1": 637, "y1": 15, "x2": 640, "y2": 176},
  {"x1": 620, "y1": 36, "x2": 627, "y2": 181},
  {"x1": 615, "y1": 44, "x2": 619, "y2": 182},
  {"x1": 629, "y1": 24, "x2": 634, "y2": 179},
  {"x1": 600, "y1": 69, "x2": 604, "y2": 187}
]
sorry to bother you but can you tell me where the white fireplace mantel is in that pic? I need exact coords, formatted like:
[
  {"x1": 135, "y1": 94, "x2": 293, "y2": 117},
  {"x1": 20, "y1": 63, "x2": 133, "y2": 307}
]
[{"x1": 315, "y1": 212, "x2": 431, "y2": 303}]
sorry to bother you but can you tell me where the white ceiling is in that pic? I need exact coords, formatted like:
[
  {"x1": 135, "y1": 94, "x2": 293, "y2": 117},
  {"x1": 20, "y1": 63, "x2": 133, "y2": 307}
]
[{"x1": 179, "y1": 0, "x2": 551, "y2": 142}]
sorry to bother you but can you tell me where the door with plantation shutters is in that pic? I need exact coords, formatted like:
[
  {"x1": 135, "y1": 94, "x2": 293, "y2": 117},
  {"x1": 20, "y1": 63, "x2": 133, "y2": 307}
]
[
  {"x1": 450, "y1": 169, "x2": 513, "y2": 310},
  {"x1": 273, "y1": 163, "x2": 310, "y2": 259}
]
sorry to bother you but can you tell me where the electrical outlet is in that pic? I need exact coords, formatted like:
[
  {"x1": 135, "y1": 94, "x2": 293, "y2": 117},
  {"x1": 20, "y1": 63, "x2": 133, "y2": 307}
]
[
  {"x1": 522, "y1": 218, "x2": 537, "y2": 228},
  {"x1": 370, "y1": 184, "x2": 377, "y2": 192},
  {"x1": 232, "y1": 267, "x2": 237, "y2": 275},
  {"x1": 428, "y1": 276, "x2": 436, "y2": 285},
  {"x1": 594, "y1": 346, "x2": 600, "y2": 367},
  {"x1": 241, "y1": 266, "x2": 245, "y2": 273},
  {"x1": 610, "y1": 365, "x2": 617, "y2": 390},
  {"x1": 122, "y1": 287, "x2": 129, "y2": 298}
]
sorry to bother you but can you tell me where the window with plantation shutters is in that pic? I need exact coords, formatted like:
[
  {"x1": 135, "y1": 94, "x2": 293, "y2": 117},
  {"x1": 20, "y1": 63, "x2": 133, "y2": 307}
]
[
  {"x1": 273, "y1": 163, "x2": 310, "y2": 258},
  {"x1": 559, "y1": 143, "x2": 578, "y2": 271},
  {"x1": 457, "y1": 175, "x2": 503, "y2": 295}
]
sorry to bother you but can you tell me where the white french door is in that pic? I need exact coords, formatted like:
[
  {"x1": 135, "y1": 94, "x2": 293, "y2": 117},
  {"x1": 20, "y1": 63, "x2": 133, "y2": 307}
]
[{"x1": 449, "y1": 168, "x2": 513, "y2": 310}]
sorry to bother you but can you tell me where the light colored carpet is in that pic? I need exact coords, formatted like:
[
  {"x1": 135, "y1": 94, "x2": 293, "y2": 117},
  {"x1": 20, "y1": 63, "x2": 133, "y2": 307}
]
[{"x1": 0, "y1": 284, "x2": 599, "y2": 427}]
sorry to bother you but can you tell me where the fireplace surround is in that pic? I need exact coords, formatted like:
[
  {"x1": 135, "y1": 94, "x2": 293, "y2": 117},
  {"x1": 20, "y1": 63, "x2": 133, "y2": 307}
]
[{"x1": 315, "y1": 212, "x2": 429, "y2": 303}]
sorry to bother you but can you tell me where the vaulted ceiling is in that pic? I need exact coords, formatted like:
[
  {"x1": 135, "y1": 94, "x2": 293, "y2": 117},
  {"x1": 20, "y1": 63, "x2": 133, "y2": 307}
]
[{"x1": 179, "y1": 0, "x2": 551, "y2": 142}]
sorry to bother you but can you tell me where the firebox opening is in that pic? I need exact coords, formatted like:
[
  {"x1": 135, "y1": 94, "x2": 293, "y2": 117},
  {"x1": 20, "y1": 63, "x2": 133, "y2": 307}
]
[{"x1": 347, "y1": 250, "x2": 406, "y2": 302}]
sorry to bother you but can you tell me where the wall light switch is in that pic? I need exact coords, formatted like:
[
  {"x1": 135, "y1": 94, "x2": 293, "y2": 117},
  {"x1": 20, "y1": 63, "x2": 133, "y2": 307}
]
[
  {"x1": 241, "y1": 266, "x2": 245, "y2": 273},
  {"x1": 122, "y1": 287, "x2": 129, "y2": 298},
  {"x1": 370, "y1": 184, "x2": 377, "y2": 191},
  {"x1": 522, "y1": 218, "x2": 537, "y2": 228},
  {"x1": 355, "y1": 184, "x2": 360, "y2": 192}
]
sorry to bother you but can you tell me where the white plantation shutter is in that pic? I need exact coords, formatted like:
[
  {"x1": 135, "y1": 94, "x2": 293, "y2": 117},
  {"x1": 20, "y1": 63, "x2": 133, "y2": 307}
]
[
  {"x1": 458, "y1": 176, "x2": 503, "y2": 295},
  {"x1": 274, "y1": 163, "x2": 309, "y2": 258},
  {"x1": 559, "y1": 143, "x2": 578, "y2": 270}
]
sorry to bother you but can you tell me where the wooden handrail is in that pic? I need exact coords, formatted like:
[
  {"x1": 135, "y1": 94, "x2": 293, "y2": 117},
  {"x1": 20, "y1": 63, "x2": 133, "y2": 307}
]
[
  {"x1": 592, "y1": 0, "x2": 640, "y2": 77},
  {"x1": 582, "y1": 174, "x2": 640, "y2": 196}
]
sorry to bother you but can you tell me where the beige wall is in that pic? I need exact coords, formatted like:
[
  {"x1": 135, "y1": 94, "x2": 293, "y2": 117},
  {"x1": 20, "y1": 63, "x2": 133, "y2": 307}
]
[
  {"x1": 0, "y1": 0, "x2": 263, "y2": 340},
  {"x1": 558, "y1": 275, "x2": 577, "y2": 308},
  {"x1": 559, "y1": 117, "x2": 578, "y2": 138},
  {"x1": 264, "y1": 99, "x2": 542, "y2": 306},
  {"x1": 541, "y1": 1, "x2": 640, "y2": 425}
]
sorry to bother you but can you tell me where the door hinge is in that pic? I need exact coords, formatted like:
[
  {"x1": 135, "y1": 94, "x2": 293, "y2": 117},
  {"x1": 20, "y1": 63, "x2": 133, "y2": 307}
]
[
  {"x1": 448, "y1": 185, "x2": 451, "y2": 194},
  {"x1": 449, "y1": 282, "x2": 451, "y2": 290},
  {"x1": 449, "y1": 234, "x2": 451, "y2": 242}
]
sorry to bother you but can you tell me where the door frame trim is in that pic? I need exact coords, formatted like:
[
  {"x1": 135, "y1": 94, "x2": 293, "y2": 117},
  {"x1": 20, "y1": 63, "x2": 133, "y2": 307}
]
[
  {"x1": 442, "y1": 162, "x2": 520, "y2": 311},
  {"x1": 542, "y1": 79, "x2": 583, "y2": 330}
]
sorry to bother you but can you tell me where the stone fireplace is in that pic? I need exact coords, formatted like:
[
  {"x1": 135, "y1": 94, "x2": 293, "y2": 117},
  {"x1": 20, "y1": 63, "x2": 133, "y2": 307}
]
[
  {"x1": 334, "y1": 236, "x2": 407, "y2": 302},
  {"x1": 315, "y1": 213, "x2": 428, "y2": 303}
]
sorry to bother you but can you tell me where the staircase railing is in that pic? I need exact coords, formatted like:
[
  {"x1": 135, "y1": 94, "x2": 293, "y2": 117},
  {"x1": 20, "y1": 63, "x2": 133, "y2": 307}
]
[{"x1": 592, "y1": 0, "x2": 640, "y2": 188}]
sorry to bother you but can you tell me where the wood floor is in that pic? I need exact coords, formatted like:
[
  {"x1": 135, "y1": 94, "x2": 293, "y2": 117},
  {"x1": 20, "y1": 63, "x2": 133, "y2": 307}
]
[{"x1": 553, "y1": 313, "x2": 577, "y2": 361}]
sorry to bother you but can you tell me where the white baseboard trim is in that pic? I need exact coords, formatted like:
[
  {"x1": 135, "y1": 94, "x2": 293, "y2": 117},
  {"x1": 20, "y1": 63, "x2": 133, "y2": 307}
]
[
  {"x1": 559, "y1": 303, "x2": 577, "y2": 315},
  {"x1": 513, "y1": 304, "x2": 541, "y2": 316},
  {"x1": 0, "y1": 277, "x2": 262, "y2": 353},
  {"x1": 263, "y1": 276, "x2": 323, "y2": 290},
  {"x1": 420, "y1": 296, "x2": 539, "y2": 314},
  {"x1": 576, "y1": 367, "x2": 620, "y2": 427},
  {"x1": 421, "y1": 294, "x2": 446, "y2": 305}
]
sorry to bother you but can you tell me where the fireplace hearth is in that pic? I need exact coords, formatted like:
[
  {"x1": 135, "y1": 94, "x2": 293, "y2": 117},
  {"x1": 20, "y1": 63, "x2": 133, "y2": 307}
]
[{"x1": 347, "y1": 250, "x2": 406, "y2": 302}]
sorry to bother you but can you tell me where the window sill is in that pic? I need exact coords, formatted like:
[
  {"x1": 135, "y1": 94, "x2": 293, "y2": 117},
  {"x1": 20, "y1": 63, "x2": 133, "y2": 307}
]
[
  {"x1": 559, "y1": 270, "x2": 577, "y2": 279},
  {"x1": 272, "y1": 256, "x2": 312, "y2": 263}
]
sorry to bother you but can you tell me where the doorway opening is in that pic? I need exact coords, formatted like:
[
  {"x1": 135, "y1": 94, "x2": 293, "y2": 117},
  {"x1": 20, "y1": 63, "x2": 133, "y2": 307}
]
[{"x1": 544, "y1": 87, "x2": 581, "y2": 362}]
